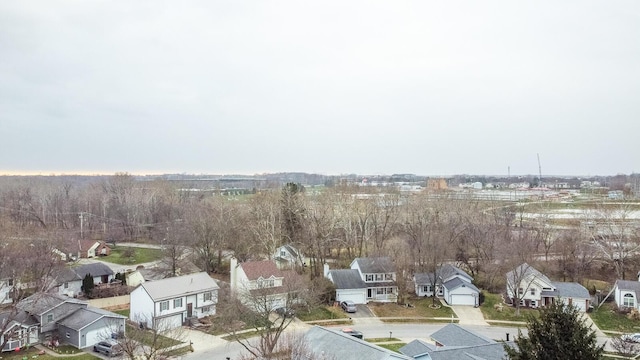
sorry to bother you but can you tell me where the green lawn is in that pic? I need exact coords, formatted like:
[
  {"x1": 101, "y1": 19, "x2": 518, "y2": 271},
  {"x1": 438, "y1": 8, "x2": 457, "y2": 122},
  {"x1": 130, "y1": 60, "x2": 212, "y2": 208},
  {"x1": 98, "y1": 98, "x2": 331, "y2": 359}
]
[
  {"x1": 480, "y1": 292, "x2": 538, "y2": 322},
  {"x1": 100, "y1": 247, "x2": 164, "y2": 265},
  {"x1": 125, "y1": 324, "x2": 184, "y2": 348},
  {"x1": 369, "y1": 297, "x2": 455, "y2": 319},
  {"x1": 366, "y1": 338, "x2": 402, "y2": 343},
  {"x1": 0, "y1": 347, "x2": 100, "y2": 360},
  {"x1": 295, "y1": 305, "x2": 349, "y2": 321},
  {"x1": 114, "y1": 308, "x2": 130, "y2": 317},
  {"x1": 377, "y1": 343, "x2": 407, "y2": 353},
  {"x1": 590, "y1": 303, "x2": 640, "y2": 333}
]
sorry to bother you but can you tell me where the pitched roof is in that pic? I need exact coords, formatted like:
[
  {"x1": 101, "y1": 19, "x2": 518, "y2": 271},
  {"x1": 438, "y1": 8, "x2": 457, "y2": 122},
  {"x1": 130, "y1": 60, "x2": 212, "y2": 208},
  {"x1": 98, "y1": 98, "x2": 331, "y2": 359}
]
[
  {"x1": 399, "y1": 339, "x2": 436, "y2": 358},
  {"x1": 57, "y1": 262, "x2": 115, "y2": 283},
  {"x1": 19, "y1": 293, "x2": 86, "y2": 316},
  {"x1": 138, "y1": 272, "x2": 219, "y2": 301},
  {"x1": 57, "y1": 307, "x2": 125, "y2": 331},
  {"x1": 240, "y1": 260, "x2": 282, "y2": 280},
  {"x1": 506, "y1": 263, "x2": 552, "y2": 285},
  {"x1": 414, "y1": 264, "x2": 474, "y2": 286},
  {"x1": 549, "y1": 281, "x2": 590, "y2": 299},
  {"x1": 424, "y1": 342, "x2": 511, "y2": 360},
  {"x1": 615, "y1": 280, "x2": 640, "y2": 298},
  {"x1": 283, "y1": 244, "x2": 299, "y2": 257},
  {"x1": 305, "y1": 326, "x2": 412, "y2": 360},
  {"x1": 329, "y1": 269, "x2": 368, "y2": 289},
  {"x1": 443, "y1": 277, "x2": 480, "y2": 293},
  {"x1": 430, "y1": 324, "x2": 494, "y2": 347},
  {"x1": 353, "y1": 257, "x2": 396, "y2": 273}
]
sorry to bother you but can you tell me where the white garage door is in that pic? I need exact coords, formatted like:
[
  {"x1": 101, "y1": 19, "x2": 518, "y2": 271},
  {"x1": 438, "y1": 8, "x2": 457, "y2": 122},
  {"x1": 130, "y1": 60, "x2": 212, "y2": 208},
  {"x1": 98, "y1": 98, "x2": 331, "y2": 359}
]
[
  {"x1": 84, "y1": 328, "x2": 102, "y2": 348},
  {"x1": 336, "y1": 290, "x2": 366, "y2": 304},
  {"x1": 156, "y1": 314, "x2": 183, "y2": 330},
  {"x1": 450, "y1": 294, "x2": 476, "y2": 306}
]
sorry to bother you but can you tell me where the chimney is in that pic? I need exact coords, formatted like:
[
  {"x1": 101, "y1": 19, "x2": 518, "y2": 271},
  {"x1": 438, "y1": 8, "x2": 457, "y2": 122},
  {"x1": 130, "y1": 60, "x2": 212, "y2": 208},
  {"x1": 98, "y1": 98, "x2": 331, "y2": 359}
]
[
  {"x1": 230, "y1": 257, "x2": 238, "y2": 291},
  {"x1": 323, "y1": 263, "x2": 330, "y2": 278}
]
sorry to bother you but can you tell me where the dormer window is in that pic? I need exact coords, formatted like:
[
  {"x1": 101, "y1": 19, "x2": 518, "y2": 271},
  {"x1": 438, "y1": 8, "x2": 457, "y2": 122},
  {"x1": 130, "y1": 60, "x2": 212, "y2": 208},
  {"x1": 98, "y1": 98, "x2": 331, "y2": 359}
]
[
  {"x1": 47, "y1": 314, "x2": 54, "y2": 323},
  {"x1": 375, "y1": 274, "x2": 383, "y2": 281},
  {"x1": 366, "y1": 275, "x2": 373, "y2": 282},
  {"x1": 385, "y1": 274, "x2": 393, "y2": 281}
]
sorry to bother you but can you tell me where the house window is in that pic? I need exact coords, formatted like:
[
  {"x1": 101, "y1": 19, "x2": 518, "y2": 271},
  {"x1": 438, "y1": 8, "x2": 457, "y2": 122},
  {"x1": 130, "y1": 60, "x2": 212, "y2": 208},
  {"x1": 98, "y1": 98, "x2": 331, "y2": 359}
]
[
  {"x1": 375, "y1": 274, "x2": 383, "y2": 281},
  {"x1": 202, "y1": 306, "x2": 211, "y2": 312},
  {"x1": 518, "y1": 288, "x2": 524, "y2": 295},
  {"x1": 280, "y1": 250, "x2": 286, "y2": 257},
  {"x1": 377, "y1": 288, "x2": 384, "y2": 295},
  {"x1": 8, "y1": 279, "x2": 14, "y2": 287},
  {"x1": 203, "y1": 292, "x2": 212, "y2": 302},
  {"x1": 64, "y1": 282, "x2": 69, "y2": 289},
  {"x1": 387, "y1": 287, "x2": 394, "y2": 294},
  {"x1": 174, "y1": 298, "x2": 183, "y2": 308},
  {"x1": 160, "y1": 301, "x2": 169, "y2": 311},
  {"x1": 366, "y1": 275, "x2": 373, "y2": 282},
  {"x1": 47, "y1": 314, "x2": 54, "y2": 323},
  {"x1": 623, "y1": 293, "x2": 635, "y2": 307},
  {"x1": 423, "y1": 285, "x2": 431, "y2": 292},
  {"x1": 530, "y1": 288, "x2": 536, "y2": 295},
  {"x1": 385, "y1": 274, "x2": 393, "y2": 280},
  {"x1": 66, "y1": 332, "x2": 70, "y2": 338}
]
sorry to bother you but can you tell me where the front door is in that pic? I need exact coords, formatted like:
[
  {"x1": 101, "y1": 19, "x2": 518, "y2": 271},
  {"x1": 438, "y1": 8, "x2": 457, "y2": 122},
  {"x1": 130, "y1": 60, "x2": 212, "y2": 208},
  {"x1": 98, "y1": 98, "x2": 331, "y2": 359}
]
[
  {"x1": 367, "y1": 289, "x2": 373, "y2": 299},
  {"x1": 187, "y1": 303, "x2": 193, "y2": 318}
]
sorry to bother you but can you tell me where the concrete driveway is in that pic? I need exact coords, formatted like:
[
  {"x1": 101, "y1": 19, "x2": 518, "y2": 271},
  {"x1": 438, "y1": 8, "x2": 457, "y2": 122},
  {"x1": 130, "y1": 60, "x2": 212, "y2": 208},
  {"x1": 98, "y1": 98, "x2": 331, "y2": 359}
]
[{"x1": 450, "y1": 305, "x2": 489, "y2": 326}]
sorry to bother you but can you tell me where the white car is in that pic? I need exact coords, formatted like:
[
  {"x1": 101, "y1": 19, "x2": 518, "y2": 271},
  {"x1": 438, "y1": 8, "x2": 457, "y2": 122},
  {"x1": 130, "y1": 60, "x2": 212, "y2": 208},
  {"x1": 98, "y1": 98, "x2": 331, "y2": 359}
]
[{"x1": 621, "y1": 333, "x2": 640, "y2": 343}]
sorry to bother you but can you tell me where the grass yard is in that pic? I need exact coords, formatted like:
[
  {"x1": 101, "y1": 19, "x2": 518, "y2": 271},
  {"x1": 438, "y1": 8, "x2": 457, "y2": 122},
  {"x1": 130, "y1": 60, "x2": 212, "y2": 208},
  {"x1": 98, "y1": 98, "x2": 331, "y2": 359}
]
[
  {"x1": 113, "y1": 308, "x2": 130, "y2": 317},
  {"x1": 590, "y1": 303, "x2": 640, "y2": 333},
  {"x1": 377, "y1": 343, "x2": 407, "y2": 353},
  {"x1": 0, "y1": 347, "x2": 100, "y2": 360},
  {"x1": 101, "y1": 246, "x2": 163, "y2": 265},
  {"x1": 295, "y1": 305, "x2": 349, "y2": 322},
  {"x1": 368, "y1": 297, "x2": 454, "y2": 319},
  {"x1": 124, "y1": 324, "x2": 184, "y2": 348},
  {"x1": 480, "y1": 292, "x2": 538, "y2": 322}
]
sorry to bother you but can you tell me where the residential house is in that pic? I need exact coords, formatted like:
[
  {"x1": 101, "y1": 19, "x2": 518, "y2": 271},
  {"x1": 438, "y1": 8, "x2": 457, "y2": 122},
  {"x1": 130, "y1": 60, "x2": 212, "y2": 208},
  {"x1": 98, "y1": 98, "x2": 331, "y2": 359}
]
[
  {"x1": 325, "y1": 265, "x2": 368, "y2": 304},
  {"x1": 506, "y1": 263, "x2": 590, "y2": 312},
  {"x1": 305, "y1": 325, "x2": 412, "y2": 360},
  {"x1": 1, "y1": 293, "x2": 125, "y2": 351},
  {"x1": 56, "y1": 263, "x2": 115, "y2": 298},
  {"x1": 400, "y1": 324, "x2": 512, "y2": 360},
  {"x1": 325, "y1": 257, "x2": 398, "y2": 304},
  {"x1": 78, "y1": 240, "x2": 111, "y2": 258},
  {"x1": 1, "y1": 278, "x2": 15, "y2": 305},
  {"x1": 414, "y1": 264, "x2": 480, "y2": 306},
  {"x1": 612, "y1": 272, "x2": 640, "y2": 310},
  {"x1": 273, "y1": 244, "x2": 305, "y2": 269},
  {"x1": 230, "y1": 258, "x2": 298, "y2": 311},
  {"x1": 129, "y1": 272, "x2": 219, "y2": 330}
]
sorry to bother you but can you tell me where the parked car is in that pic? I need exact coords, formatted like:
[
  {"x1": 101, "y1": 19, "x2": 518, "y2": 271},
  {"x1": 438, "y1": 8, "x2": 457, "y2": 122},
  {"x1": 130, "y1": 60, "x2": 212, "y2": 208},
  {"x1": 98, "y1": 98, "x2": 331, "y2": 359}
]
[
  {"x1": 622, "y1": 333, "x2": 640, "y2": 343},
  {"x1": 275, "y1": 307, "x2": 295, "y2": 318},
  {"x1": 341, "y1": 327, "x2": 363, "y2": 339},
  {"x1": 93, "y1": 339, "x2": 123, "y2": 357},
  {"x1": 340, "y1": 300, "x2": 357, "y2": 313}
]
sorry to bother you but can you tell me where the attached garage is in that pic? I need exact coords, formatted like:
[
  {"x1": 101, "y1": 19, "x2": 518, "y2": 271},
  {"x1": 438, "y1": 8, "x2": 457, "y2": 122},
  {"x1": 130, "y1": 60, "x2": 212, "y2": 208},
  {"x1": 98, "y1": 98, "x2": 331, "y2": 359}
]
[
  {"x1": 156, "y1": 313, "x2": 183, "y2": 330},
  {"x1": 327, "y1": 269, "x2": 368, "y2": 305},
  {"x1": 443, "y1": 278, "x2": 480, "y2": 306},
  {"x1": 336, "y1": 289, "x2": 367, "y2": 304}
]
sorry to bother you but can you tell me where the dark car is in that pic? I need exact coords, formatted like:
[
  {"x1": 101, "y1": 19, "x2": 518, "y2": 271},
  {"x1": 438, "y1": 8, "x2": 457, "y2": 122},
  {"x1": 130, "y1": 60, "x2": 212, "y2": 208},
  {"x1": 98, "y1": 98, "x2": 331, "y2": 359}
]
[
  {"x1": 341, "y1": 327, "x2": 363, "y2": 339},
  {"x1": 340, "y1": 300, "x2": 357, "y2": 313},
  {"x1": 275, "y1": 307, "x2": 295, "y2": 318},
  {"x1": 93, "y1": 339, "x2": 123, "y2": 357}
]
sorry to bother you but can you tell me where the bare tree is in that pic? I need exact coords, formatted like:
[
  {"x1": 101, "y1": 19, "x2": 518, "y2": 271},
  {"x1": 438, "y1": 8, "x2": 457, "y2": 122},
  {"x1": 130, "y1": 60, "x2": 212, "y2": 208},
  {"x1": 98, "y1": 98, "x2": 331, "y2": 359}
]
[
  {"x1": 116, "y1": 316, "x2": 187, "y2": 360},
  {"x1": 237, "y1": 332, "x2": 337, "y2": 360}
]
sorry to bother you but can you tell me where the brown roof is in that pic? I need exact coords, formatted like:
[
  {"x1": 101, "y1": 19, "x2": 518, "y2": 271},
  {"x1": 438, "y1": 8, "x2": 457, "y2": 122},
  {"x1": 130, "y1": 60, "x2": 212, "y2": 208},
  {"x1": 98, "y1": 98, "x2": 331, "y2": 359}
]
[
  {"x1": 79, "y1": 239, "x2": 99, "y2": 251},
  {"x1": 240, "y1": 260, "x2": 282, "y2": 280}
]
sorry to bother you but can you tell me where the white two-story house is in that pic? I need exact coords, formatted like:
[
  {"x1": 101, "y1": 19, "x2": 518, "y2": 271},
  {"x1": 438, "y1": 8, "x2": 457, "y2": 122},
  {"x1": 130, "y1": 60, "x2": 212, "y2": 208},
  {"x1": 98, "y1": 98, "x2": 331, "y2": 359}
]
[
  {"x1": 612, "y1": 272, "x2": 640, "y2": 311},
  {"x1": 129, "y1": 272, "x2": 219, "y2": 330},
  {"x1": 506, "y1": 263, "x2": 590, "y2": 312},
  {"x1": 325, "y1": 257, "x2": 398, "y2": 304},
  {"x1": 230, "y1": 258, "x2": 297, "y2": 311}
]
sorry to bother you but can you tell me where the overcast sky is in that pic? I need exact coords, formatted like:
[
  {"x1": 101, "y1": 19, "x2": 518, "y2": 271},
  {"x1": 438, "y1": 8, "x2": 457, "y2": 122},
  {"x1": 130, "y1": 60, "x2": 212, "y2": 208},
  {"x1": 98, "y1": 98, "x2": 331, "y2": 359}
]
[{"x1": 1, "y1": 1, "x2": 638, "y2": 177}]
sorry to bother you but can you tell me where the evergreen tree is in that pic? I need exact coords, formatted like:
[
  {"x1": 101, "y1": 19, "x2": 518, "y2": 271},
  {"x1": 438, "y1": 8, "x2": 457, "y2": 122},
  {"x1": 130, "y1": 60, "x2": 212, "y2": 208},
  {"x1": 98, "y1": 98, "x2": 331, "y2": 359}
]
[
  {"x1": 81, "y1": 273, "x2": 95, "y2": 296},
  {"x1": 504, "y1": 301, "x2": 604, "y2": 360}
]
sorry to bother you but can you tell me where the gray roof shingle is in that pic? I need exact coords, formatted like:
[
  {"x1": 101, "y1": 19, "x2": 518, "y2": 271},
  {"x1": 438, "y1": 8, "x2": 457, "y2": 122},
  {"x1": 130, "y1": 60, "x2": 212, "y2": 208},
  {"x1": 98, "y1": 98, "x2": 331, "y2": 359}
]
[
  {"x1": 615, "y1": 280, "x2": 640, "y2": 298},
  {"x1": 58, "y1": 307, "x2": 125, "y2": 331},
  {"x1": 305, "y1": 326, "x2": 412, "y2": 360},
  {"x1": 414, "y1": 264, "x2": 474, "y2": 286},
  {"x1": 57, "y1": 262, "x2": 115, "y2": 283},
  {"x1": 399, "y1": 339, "x2": 435, "y2": 358},
  {"x1": 550, "y1": 282, "x2": 590, "y2": 299},
  {"x1": 425, "y1": 342, "x2": 511, "y2": 360},
  {"x1": 431, "y1": 324, "x2": 494, "y2": 347},
  {"x1": 506, "y1": 263, "x2": 552, "y2": 285},
  {"x1": 443, "y1": 277, "x2": 480, "y2": 293},
  {"x1": 139, "y1": 272, "x2": 219, "y2": 301},
  {"x1": 354, "y1": 257, "x2": 396, "y2": 273},
  {"x1": 328, "y1": 269, "x2": 367, "y2": 289}
]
